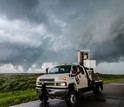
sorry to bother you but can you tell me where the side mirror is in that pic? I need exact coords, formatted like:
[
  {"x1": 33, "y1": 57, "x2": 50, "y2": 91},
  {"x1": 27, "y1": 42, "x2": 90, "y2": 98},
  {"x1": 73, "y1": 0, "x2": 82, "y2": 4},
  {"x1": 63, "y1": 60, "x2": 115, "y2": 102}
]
[
  {"x1": 46, "y1": 68, "x2": 49, "y2": 74},
  {"x1": 70, "y1": 73, "x2": 75, "y2": 77}
]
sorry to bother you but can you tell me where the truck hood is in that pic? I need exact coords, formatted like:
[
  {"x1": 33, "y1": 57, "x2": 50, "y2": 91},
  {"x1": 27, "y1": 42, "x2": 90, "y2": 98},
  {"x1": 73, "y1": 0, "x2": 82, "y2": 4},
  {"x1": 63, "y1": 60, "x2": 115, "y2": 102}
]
[{"x1": 38, "y1": 73, "x2": 69, "y2": 81}]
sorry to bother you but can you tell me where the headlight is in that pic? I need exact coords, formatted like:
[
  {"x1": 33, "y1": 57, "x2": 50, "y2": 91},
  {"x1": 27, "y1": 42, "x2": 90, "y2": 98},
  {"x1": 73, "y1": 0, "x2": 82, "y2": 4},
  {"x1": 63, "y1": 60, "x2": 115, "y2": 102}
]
[
  {"x1": 56, "y1": 82, "x2": 67, "y2": 86},
  {"x1": 36, "y1": 77, "x2": 39, "y2": 82},
  {"x1": 36, "y1": 82, "x2": 38, "y2": 86},
  {"x1": 36, "y1": 82, "x2": 42, "y2": 86}
]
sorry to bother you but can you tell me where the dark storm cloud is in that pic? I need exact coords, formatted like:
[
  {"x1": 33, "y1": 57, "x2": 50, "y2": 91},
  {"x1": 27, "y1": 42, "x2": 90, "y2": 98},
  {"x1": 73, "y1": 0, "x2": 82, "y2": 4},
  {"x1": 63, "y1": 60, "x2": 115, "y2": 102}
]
[
  {"x1": 0, "y1": 36, "x2": 55, "y2": 71},
  {"x1": 91, "y1": 19, "x2": 124, "y2": 63},
  {"x1": 0, "y1": 0, "x2": 38, "y2": 19},
  {"x1": 0, "y1": 0, "x2": 124, "y2": 72},
  {"x1": 0, "y1": 0, "x2": 52, "y2": 28}
]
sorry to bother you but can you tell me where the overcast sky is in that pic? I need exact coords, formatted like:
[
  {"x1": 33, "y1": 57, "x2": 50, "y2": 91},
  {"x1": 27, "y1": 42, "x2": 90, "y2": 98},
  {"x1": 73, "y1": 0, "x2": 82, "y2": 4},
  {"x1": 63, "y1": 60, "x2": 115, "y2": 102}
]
[{"x1": 0, "y1": 0, "x2": 124, "y2": 74}]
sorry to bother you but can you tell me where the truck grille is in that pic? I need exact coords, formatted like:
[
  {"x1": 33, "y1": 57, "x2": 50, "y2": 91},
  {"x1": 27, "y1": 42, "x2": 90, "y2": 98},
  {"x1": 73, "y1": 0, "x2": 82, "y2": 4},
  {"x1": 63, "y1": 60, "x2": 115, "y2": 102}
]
[
  {"x1": 45, "y1": 83, "x2": 55, "y2": 86},
  {"x1": 39, "y1": 79, "x2": 55, "y2": 86},
  {"x1": 39, "y1": 79, "x2": 54, "y2": 82}
]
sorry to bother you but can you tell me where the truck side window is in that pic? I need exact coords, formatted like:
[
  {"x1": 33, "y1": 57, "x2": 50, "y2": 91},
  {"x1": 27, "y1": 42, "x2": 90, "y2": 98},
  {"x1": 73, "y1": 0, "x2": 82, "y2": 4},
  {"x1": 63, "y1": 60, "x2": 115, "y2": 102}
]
[
  {"x1": 72, "y1": 66, "x2": 77, "y2": 74},
  {"x1": 80, "y1": 67, "x2": 84, "y2": 74}
]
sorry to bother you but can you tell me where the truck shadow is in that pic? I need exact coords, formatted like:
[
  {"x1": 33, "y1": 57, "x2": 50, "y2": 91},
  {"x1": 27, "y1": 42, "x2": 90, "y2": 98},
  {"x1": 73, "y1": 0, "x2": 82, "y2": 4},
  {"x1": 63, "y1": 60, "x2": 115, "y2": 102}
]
[
  {"x1": 76, "y1": 92, "x2": 106, "y2": 107},
  {"x1": 79, "y1": 91, "x2": 106, "y2": 102},
  {"x1": 39, "y1": 92, "x2": 106, "y2": 107}
]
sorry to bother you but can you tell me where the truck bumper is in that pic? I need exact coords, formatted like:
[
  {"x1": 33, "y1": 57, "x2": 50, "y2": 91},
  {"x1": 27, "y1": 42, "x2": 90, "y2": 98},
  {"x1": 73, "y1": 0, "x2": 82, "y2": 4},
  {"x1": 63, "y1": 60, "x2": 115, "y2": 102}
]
[{"x1": 36, "y1": 86, "x2": 68, "y2": 97}]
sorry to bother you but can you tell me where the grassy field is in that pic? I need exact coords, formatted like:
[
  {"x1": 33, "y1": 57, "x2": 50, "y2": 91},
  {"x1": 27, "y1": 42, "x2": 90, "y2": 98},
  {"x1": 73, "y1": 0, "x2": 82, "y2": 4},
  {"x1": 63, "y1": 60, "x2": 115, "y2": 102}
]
[
  {"x1": 0, "y1": 73, "x2": 41, "y2": 107},
  {"x1": 0, "y1": 73, "x2": 124, "y2": 107},
  {"x1": 94, "y1": 73, "x2": 124, "y2": 84}
]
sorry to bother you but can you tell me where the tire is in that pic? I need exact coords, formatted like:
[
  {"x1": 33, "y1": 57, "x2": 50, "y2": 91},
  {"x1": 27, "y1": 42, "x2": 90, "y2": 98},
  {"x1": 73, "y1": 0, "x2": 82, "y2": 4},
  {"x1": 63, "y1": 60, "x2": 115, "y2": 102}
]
[
  {"x1": 93, "y1": 83, "x2": 102, "y2": 95},
  {"x1": 65, "y1": 91, "x2": 78, "y2": 107},
  {"x1": 98, "y1": 84, "x2": 102, "y2": 94},
  {"x1": 39, "y1": 95, "x2": 49, "y2": 102}
]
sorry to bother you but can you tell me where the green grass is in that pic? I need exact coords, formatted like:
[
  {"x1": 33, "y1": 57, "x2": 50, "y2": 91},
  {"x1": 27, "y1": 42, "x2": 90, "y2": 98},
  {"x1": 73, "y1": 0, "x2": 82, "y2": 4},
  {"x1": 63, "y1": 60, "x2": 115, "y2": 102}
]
[
  {"x1": 0, "y1": 73, "x2": 41, "y2": 107},
  {"x1": 0, "y1": 73, "x2": 41, "y2": 92},
  {"x1": 0, "y1": 73, "x2": 124, "y2": 107},
  {"x1": 94, "y1": 73, "x2": 124, "y2": 84},
  {"x1": 0, "y1": 89, "x2": 38, "y2": 107}
]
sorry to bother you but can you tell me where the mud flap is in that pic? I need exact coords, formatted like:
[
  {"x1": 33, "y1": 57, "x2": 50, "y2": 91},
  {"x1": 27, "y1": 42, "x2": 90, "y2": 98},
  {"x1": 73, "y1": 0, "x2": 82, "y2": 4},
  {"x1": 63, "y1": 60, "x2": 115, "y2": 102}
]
[
  {"x1": 99, "y1": 81, "x2": 103, "y2": 91},
  {"x1": 93, "y1": 81, "x2": 103, "y2": 95}
]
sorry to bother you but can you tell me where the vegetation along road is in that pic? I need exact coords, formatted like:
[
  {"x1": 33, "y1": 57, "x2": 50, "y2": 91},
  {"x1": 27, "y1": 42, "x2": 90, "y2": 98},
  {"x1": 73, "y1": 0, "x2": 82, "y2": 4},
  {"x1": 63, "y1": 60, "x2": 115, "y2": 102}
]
[
  {"x1": 10, "y1": 80, "x2": 124, "y2": 107},
  {"x1": 0, "y1": 73, "x2": 124, "y2": 107}
]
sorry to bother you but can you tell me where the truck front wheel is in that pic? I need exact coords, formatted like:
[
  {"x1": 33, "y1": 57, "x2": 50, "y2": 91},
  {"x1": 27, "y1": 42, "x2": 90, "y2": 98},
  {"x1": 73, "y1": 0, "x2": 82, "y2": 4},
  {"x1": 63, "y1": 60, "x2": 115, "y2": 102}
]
[{"x1": 65, "y1": 91, "x2": 78, "y2": 107}]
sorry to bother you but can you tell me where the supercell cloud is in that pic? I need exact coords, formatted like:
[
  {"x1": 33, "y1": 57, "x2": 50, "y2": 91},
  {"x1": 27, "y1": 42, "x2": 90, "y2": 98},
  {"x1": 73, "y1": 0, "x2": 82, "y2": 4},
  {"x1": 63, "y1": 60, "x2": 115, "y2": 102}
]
[{"x1": 0, "y1": 0, "x2": 124, "y2": 73}]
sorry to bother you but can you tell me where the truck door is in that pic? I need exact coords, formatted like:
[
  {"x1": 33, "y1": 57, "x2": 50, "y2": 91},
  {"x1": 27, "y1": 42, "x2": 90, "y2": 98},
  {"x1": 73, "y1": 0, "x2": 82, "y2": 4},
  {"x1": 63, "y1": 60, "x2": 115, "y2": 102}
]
[
  {"x1": 72, "y1": 65, "x2": 88, "y2": 89},
  {"x1": 78, "y1": 66, "x2": 88, "y2": 88}
]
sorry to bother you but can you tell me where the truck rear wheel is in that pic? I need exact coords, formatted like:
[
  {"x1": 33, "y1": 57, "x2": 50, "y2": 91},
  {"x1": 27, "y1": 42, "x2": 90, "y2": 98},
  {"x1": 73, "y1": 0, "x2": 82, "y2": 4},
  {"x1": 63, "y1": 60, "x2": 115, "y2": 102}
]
[
  {"x1": 65, "y1": 91, "x2": 78, "y2": 107},
  {"x1": 93, "y1": 83, "x2": 102, "y2": 95},
  {"x1": 39, "y1": 95, "x2": 49, "y2": 102}
]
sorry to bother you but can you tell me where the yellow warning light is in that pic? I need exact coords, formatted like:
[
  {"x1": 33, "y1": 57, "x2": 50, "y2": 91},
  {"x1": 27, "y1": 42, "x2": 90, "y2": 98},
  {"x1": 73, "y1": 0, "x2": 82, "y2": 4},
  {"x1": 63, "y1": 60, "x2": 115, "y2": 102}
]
[
  {"x1": 63, "y1": 77, "x2": 67, "y2": 80},
  {"x1": 60, "y1": 64, "x2": 65, "y2": 66}
]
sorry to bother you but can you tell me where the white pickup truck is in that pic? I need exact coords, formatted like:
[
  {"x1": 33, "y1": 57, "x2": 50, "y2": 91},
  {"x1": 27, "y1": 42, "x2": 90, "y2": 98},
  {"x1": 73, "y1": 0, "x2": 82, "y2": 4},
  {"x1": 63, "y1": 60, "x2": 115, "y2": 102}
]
[
  {"x1": 36, "y1": 64, "x2": 103, "y2": 106},
  {"x1": 36, "y1": 50, "x2": 103, "y2": 107}
]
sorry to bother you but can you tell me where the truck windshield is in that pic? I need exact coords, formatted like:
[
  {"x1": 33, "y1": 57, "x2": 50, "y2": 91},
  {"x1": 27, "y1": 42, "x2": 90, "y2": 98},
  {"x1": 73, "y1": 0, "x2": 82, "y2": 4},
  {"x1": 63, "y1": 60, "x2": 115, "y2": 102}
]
[{"x1": 49, "y1": 65, "x2": 71, "y2": 74}]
